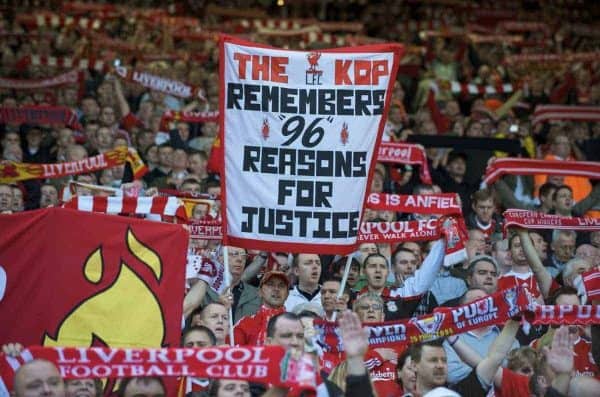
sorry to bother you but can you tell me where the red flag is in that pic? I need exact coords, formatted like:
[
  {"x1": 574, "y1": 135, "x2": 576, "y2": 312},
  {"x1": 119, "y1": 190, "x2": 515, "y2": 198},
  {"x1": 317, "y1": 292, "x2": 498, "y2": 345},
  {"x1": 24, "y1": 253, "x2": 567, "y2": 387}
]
[
  {"x1": 0, "y1": 208, "x2": 187, "y2": 349},
  {"x1": 207, "y1": 134, "x2": 223, "y2": 174}
]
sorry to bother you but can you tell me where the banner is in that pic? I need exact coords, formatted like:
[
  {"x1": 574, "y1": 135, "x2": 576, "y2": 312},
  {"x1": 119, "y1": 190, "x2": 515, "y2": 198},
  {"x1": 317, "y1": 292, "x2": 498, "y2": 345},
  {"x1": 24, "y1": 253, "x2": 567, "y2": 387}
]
[
  {"x1": 0, "y1": 346, "x2": 316, "y2": 393},
  {"x1": 0, "y1": 69, "x2": 82, "y2": 90},
  {"x1": 315, "y1": 286, "x2": 531, "y2": 352},
  {"x1": 0, "y1": 147, "x2": 145, "y2": 183},
  {"x1": 503, "y1": 209, "x2": 600, "y2": 232},
  {"x1": 0, "y1": 207, "x2": 187, "y2": 349},
  {"x1": 532, "y1": 105, "x2": 600, "y2": 125},
  {"x1": 220, "y1": 35, "x2": 402, "y2": 254},
  {"x1": 366, "y1": 193, "x2": 461, "y2": 214},
  {"x1": 482, "y1": 157, "x2": 600, "y2": 187},
  {"x1": 377, "y1": 142, "x2": 432, "y2": 184},
  {"x1": 0, "y1": 106, "x2": 82, "y2": 130}
]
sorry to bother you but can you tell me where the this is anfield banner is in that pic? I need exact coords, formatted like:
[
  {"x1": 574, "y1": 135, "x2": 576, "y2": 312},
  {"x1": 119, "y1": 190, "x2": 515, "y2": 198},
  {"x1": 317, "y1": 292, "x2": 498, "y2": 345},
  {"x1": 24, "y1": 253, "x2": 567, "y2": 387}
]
[
  {"x1": 220, "y1": 34, "x2": 403, "y2": 254},
  {"x1": 366, "y1": 193, "x2": 461, "y2": 214},
  {"x1": 0, "y1": 346, "x2": 317, "y2": 393},
  {"x1": 0, "y1": 208, "x2": 187, "y2": 350}
]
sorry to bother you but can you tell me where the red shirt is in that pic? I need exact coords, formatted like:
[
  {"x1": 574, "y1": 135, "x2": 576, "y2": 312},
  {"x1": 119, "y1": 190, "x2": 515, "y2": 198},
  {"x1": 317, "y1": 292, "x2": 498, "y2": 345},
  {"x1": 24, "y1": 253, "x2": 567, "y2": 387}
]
[
  {"x1": 498, "y1": 271, "x2": 542, "y2": 298},
  {"x1": 364, "y1": 349, "x2": 403, "y2": 397},
  {"x1": 233, "y1": 305, "x2": 285, "y2": 346},
  {"x1": 494, "y1": 368, "x2": 530, "y2": 397},
  {"x1": 531, "y1": 337, "x2": 599, "y2": 378}
]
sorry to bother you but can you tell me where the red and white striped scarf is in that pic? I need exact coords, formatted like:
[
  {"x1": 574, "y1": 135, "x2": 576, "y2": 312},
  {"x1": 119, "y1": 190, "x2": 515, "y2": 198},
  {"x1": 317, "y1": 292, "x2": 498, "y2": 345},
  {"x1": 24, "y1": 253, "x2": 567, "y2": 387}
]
[
  {"x1": 377, "y1": 142, "x2": 432, "y2": 184},
  {"x1": 62, "y1": 196, "x2": 188, "y2": 222},
  {"x1": 21, "y1": 55, "x2": 109, "y2": 72},
  {"x1": 482, "y1": 157, "x2": 600, "y2": 187},
  {"x1": 532, "y1": 105, "x2": 600, "y2": 125}
]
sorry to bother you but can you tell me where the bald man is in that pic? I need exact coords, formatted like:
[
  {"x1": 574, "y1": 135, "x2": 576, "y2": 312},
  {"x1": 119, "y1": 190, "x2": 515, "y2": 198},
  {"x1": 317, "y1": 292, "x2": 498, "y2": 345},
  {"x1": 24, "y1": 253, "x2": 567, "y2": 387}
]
[{"x1": 13, "y1": 359, "x2": 65, "y2": 397}]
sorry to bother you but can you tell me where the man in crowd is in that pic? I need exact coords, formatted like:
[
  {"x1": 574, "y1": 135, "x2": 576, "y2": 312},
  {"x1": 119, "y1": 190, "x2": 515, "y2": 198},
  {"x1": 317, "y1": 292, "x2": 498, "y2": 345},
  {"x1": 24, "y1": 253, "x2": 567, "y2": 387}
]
[{"x1": 284, "y1": 253, "x2": 323, "y2": 313}]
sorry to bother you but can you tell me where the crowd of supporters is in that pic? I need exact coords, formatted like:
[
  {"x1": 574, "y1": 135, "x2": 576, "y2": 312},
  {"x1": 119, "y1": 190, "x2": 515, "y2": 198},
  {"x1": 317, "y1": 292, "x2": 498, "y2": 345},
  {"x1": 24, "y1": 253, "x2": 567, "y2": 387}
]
[{"x1": 1, "y1": 1, "x2": 600, "y2": 396}]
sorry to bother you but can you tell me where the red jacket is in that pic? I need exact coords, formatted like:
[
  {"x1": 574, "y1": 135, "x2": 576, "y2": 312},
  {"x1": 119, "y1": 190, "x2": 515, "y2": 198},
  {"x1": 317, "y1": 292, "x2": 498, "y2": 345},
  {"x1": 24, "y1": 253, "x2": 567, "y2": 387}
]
[{"x1": 233, "y1": 305, "x2": 285, "y2": 346}]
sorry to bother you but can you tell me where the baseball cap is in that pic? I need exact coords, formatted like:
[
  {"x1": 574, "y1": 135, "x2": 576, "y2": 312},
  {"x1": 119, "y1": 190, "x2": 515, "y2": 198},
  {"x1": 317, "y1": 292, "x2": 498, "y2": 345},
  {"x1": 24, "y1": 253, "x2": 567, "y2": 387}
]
[{"x1": 259, "y1": 270, "x2": 290, "y2": 288}]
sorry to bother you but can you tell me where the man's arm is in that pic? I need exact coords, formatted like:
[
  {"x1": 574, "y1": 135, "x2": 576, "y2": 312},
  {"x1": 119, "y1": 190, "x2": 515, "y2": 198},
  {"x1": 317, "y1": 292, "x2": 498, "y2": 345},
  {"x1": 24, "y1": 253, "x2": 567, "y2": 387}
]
[
  {"x1": 492, "y1": 178, "x2": 535, "y2": 211},
  {"x1": 544, "y1": 326, "x2": 577, "y2": 395},
  {"x1": 572, "y1": 182, "x2": 600, "y2": 216},
  {"x1": 391, "y1": 239, "x2": 445, "y2": 298},
  {"x1": 516, "y1": 228, "x2": 552, "y2": 298},
  {"x1": 241, "y1": 253, "x2": 268, "y2": 283},
  {"x1": 476, "y1": 319, "x2": 520, "y2": 387},
  {"x1": 183, "y1": 279, "x2": 208, "y2": 318}
]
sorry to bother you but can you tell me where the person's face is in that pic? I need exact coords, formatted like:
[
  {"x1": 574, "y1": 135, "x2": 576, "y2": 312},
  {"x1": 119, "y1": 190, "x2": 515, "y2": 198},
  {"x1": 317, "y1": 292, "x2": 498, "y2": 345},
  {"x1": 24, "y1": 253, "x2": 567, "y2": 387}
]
[
  {"x1": 468, "y1": 261, "x2": 498, "y2": 294},
  {"x1": 358, "y1": 243, "x2": 378, "y2": 264},
  {"x1": 294, "y1": 254, "x2": 321, "y2": 286},
  {"x1": 58, "y1": 129, "x2": 74, "y2": 147},
  {"x1": 347, "y1": 264, "x2": 360, "y2": 286},
  {"x1": 0, "y1": 185, "x2": 14, "y2": 212},
  {"x1": 473, "y1": 198, "x2": 494, "y2": 223},
  {"x1": 224, "y1": 247, "x2": 247, "y2": 278},
  {"x1": 370, "y1": 171, "x2": 384, "y2": 193},
  {"x1": 3, "y1": 132, "x2": 20, "y2": 146},
  {"x1": 378, "y1": 210, "x2": 395, "y2": 222},
  {"x1": 172, "y1": 149, "x2": 187, "y2": 169},
  {"x1": 14, "y1": 360, "x2": 65, "y2": 397},
  {"x1": 552, "y1": 235, "x2": 576, "y2": 262},
  {"x1": 95, "y1": 128, "x2": 113, "y2": 149},
  {"x1": 510, "y1": 236, "x2": 527, "y2": 266},
  {"x1": 554, "y1": 188, "x2": 573, "y2": 213},
  {"x1": 183, "y1": 329, "x2": 214, "y2": 348},
  {"x1": 81, "y1": 98, "x2": 99, "y2": 118},
  {"x1": 26, "y1": 130, "x2": 43, "y2": 147},
  {"x1": 446, "y1": 158, "x2": 466, "y2": 177},
  {"x1": 512, "y1": 359, "x2": 536, "y2": 378},
  {"x1": 401, "y1": 242, "x2": 422, "y2": 261},
  {"x1": 216, "y1": 380, "x2": 250, "y2": 397},
  {"x1": 176, "y1": 122, "x2": 190, "y2": 141},
  {"x1": 100, "y1": 107, "x2": 116, "y2": 126},
  {"x1": 321, "y1": 280, "x2": 341, "y2": 312},
  {"x1": 12, "y1": 187, "x2": 23, "y2": 211},
  {"x1": 530, "y1": 232, "x2": 548, "y2": 261},
  {"x1": 576, "y1": 245, "x2": 599, "y2": 266},
  {"x1": 551, "y1": 135, "x2": 571, "y2": 158},
  {"x1": 565, "y1": 261, "x2": 591, "y2": 287},
  {"x1": 40, "y1": 185, "x2": 58, "y2": 208},
  {"x1": 65, "y1": 379, "x2": 96, "y2": 397},
  {"x1": 188, "y1": 154, "x2": 207, "y2": 175},
  {"x1": 394, "y1": 251, "x2": 419, "y2": 280},
  {"x1": 364, "y1": 256, "x2": 388, "y2": 289},
  {"x1": 354, "y1": 297, "x2": 384, "y2": 323},
  {"x1": 122, "y1": 378, "x2": 165, "y2": 397},
  {"x1": 466, "y1": 121, "x2": 483, "y2": 137},
  {"x1": 259, "y1": 277, "x2": 289, "y2": 308},
  {"x1": 415, "y1": 346, "x2": 447, "y2": 388},
  {"x1": 199, "y1": 304, "x2": 229, "y2": 343},
  {"x1": 398, "y1": 357, "x2": 417, "y2": 395},
  {"x1": 192, "y1": 204, "x2": 208, "y2": 219},
  {"x1": 158, "y1": 147, "x2": 173, "y2": 168},
  {"x1": 267, "y1": 317, "x2": 305, "y2": 350}
]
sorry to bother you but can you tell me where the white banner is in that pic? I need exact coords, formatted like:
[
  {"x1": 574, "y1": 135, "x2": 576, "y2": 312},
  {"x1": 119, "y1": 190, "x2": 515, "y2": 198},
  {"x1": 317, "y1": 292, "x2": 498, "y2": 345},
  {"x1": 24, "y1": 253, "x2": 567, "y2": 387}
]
[{"x1": 220, "y1": 35, "x2": 402, "y2": 254}]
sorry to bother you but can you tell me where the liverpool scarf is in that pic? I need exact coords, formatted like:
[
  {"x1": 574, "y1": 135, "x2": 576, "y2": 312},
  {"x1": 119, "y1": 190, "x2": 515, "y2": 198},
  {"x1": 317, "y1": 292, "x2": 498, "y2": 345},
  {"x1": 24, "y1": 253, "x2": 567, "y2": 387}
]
[
  {"x1": 482, "y1": 157, "x2": 600, "y2": 187},
  {"x1": 0, "y1": 147, "x2": 146, "y2": 183},
  {"x1": 503, "y1": 209, "x2": 600, "y2": 232},
  {"x1": 0, "y1": 69, "x2": 82, "y2": 90},
  {"x1": 0, "y1": 106, "x2": 82, "y2": 130},
  {"x1": 532, "y1": 105, "x2": 600, "y2": 125},
  {"x1": 0, "y1": 346, "x2": 316, "y2": 393},
  {"x1": 377, "y1": 142, "x2": 432, "y2": 184},
  {"x1": 366, "y1": 193, "x2": 462, "y2": 215},
  {"x1": 115, "y1": 66, "x2": 204, "y2": 99},
  {"x1": 63, "y1": 196, "x2": 188, "y2": 222}
]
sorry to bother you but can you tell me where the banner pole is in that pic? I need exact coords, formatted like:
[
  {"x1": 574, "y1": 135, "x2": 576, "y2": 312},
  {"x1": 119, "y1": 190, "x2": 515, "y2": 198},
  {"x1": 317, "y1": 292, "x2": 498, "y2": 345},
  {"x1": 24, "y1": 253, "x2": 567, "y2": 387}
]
[
  {"x1": 331, "y1": 255, "x2": 353, "y2": 322},
  {"x1": 222, "y1": 246, "x2": 235, "y2": 346}
]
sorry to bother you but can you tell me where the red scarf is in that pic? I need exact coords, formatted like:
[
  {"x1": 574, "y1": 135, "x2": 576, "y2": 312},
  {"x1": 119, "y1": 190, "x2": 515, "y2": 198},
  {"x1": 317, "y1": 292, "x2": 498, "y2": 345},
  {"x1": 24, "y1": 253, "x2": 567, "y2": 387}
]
[
  {"x1": 482, "y1": 157, "x2": 600, "y2": 187},
  {"x1": 532, "y1": 105, "x2": 600, "y2": 125},
  {"x1": 0, "y1": 346, "x2": 316, "y2": 394},
  {"x1": 62, "y1": 196, "x2": 188, "y2": 222},
  {"x1": 366, "y1": 193, "x2": 462, "y2": 215},
  {"x1": 503, "y1": 209, "x2": 600, "y2": 233},
  {"x1": 0, "y1": 106, "x2": 82, "y2": 130},
  {"x1": 115, "y1": 66, "x2": 203, "y2": 99},
  {"x1": 0, "y1": 69, "x2": 82, "y2": 90},
  {"x1": 377, "y1": 142, "x2": 432, "y2": 184}
]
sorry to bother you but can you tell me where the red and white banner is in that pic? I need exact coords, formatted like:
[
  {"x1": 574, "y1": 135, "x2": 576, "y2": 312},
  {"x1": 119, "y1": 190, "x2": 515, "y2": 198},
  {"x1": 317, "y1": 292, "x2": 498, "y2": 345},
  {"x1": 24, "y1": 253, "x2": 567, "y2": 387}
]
[
  {"x1": 0, "y1": 69, "x2": 82, "y2": 90},
  {"x1": 0, "y1": 346, "x2": 316, "y2": 394},
  {"x1": 503, "y1": 209, "x2": 600, "y2": 232},
  {"x1": 532, "y1": 105, "x2": 600, "y2": 125},
  {"x1": 482, "y1": 157, "x2": 600, "y2": 187},
  {"x1": 220, "y1": 35, "x2": 402, "y2": 254},
  {"x1": 366, "y1": 193, "x2": 461, "y2": 215},
  {"x1": 63, "y1": 196, "x2": 188, "y2": 222},
  {"x1": 377, "y1": 142, "x2": 432, "y2": 184}
]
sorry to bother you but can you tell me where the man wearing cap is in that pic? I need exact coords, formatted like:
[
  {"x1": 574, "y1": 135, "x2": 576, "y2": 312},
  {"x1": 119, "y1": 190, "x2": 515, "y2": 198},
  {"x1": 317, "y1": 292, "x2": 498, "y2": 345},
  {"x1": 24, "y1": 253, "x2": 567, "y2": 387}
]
[{"x1": 233, "y1": 270, "x2": 290, "y2": 346}]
